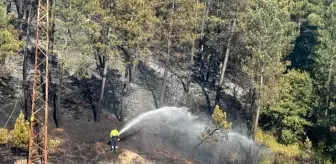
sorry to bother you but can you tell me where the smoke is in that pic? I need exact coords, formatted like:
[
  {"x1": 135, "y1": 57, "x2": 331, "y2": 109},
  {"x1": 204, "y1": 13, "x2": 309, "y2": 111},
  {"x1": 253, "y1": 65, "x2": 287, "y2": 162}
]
[{"x1": 121, "y1": 107, "x2": 269, "y2": 164}]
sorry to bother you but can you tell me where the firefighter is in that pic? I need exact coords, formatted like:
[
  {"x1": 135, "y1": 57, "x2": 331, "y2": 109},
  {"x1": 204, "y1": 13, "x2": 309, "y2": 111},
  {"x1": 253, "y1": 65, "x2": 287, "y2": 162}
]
[{"x1": 110, "y1": 129, "x2": 120, "y2": 151}]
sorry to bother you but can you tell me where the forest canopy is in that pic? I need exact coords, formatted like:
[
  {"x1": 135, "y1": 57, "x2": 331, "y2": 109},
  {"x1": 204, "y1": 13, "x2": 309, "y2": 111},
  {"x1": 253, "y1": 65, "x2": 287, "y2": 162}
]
[{"x1": 0, "y1": 0, "x2": 335, "y2": 163}]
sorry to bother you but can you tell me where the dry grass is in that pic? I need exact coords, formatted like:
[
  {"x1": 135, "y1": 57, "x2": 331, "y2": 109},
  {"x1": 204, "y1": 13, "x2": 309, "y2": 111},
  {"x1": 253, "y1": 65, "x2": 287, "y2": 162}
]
[
  {"x1": 118, "y1": 149, "x2": 153, "y2": 164},
  {"x1": 14, "y1": 159, "x2": 26, "y2": 164},
  {"x1": 94, "y1": 141, "x2": 109, "y2": 155}
]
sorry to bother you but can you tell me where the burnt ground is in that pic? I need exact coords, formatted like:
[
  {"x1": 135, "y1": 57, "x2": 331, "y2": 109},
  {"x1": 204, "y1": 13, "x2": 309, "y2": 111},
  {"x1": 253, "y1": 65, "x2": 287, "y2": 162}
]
[
  {"x1": 0, "y1": 111, "x2": 194, "y2": 164},
  {"x1": 0, "y1": 75, "x2": 193, "y2": 164},
  {"x1": 0, "y1": 54, "x2": 250, "y2": 164}
]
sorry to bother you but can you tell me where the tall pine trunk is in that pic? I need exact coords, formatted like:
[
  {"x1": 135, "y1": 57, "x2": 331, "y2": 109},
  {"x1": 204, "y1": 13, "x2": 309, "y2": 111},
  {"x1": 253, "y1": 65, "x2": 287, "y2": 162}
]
[
  {"x1": 22, "y1": 52, "x2": 29, "y2": 119},
  {"x1": 325, "y1": 47, "x2": 335, "y2": 116},
  {"x1": 185, "y1": 42, "x2": 195, "y2": 107},
  {"x1": 159, "y1": 66, "x2": 168, "y2": 107},
  {"x1": 22, "y1": 0, "x2": 33, "y2": 120},
  {"x1": 96, "y1": 56, "x2": 107, "y2": 122},
  {"x1": 120, "y1": 46, "x2": 134, "y2": 122},
  {"x1": 159, "y1": 0, "x2": 174, "y2": 107},
  {"x1": 120, "y1": 69, "x2": 129, "y2": 122},
  {"x1": 53, "y1": 63, "x2": 62, "y2": 128},
  {"x1": 252, "y1": 66, "x2": 263, "y2": 140},
  {"x1": 215, "y1": 17, "x2": 237, "y2": 105}
]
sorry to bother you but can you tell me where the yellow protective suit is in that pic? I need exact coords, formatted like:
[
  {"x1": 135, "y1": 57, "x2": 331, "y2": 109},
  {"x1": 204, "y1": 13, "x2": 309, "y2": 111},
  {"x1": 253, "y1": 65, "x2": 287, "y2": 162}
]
[{"x1": 110, "y1": 129, "x2": 120, "y2": 141}]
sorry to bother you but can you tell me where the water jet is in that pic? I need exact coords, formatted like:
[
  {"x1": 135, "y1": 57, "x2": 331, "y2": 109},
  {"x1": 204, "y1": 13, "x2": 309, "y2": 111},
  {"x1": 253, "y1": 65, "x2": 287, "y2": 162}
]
[{"x1": 119, "y1": 106, "x2": 268, "y2": 164}]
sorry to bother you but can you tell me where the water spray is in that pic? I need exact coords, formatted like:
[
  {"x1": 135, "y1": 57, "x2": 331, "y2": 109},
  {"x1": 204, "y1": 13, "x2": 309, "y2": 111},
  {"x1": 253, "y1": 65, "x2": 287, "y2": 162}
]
[{"x1": 119, "y1": 106, "x2": 268, "y2": 164}]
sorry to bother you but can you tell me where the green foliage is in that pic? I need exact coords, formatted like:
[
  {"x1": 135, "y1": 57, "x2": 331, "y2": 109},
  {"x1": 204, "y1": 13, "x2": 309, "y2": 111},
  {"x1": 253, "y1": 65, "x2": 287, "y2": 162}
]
[
  {"x1": 256, "y1": 128, "x2": 329, "y2": 163},
  {"x1": 198, "y1": 105, "x2": 231, "y2": 144},
  {"x1": 256, "y1": 128, "x2": 301, "y2": 159},
  {"x1": 154, "y1": 0, "x2": 204, "y2": 58},
  {"x1": 240, "y1": 0, "x2": 297, "y2": 81},
  {"x1": 296, "y1": 1, "x2": 336, "y2": 161},
  {"x1": 10, "y1": 111, "x2": 29, "y2": 149},
  {"x1": 262, "y1": 70, "x2": 313, "y2": 144},
  {"x1": 113, "y1": 0, "x2": 158, "y2": 47},
  {"x1": 49, "y1": 138, "x2": 62, "y2": 153},
  {"x1": 0, "y1": 128, "x2": 9, "y2": 145},
  {"x1": 0, "y1": 1, "x2": 23, "y2": 62},
  {"x1": 212, "y1": 105, "x2": 232, "y2": 129},
  {"x1": 0, "y1": 0, "x2": 334, "y2": 162}
]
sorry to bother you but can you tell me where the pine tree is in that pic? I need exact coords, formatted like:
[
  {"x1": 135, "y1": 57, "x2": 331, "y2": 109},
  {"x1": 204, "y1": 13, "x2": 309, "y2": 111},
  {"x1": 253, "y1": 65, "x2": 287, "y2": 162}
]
[
  {"x1": 0, "y1": 1, "x2": 24, "y2": 76},
  {"x1": 263, "y1": 70, "x2": 313, "y2": 144},
  {"x1": 154, "y1": 0, "x2": 203, "y2": 107},
  {"x1": 197, "y1": 105, "x2": 231, "y2": 145},
  {"x1": 10, "y1": 111, "x2": 29, "y2": 149},
  {"x1": 306, "y1": 1, "x2": 336, "y2": 160},
  {"x1": 0, "y1": 128, "x2": 9, "y2": 145},
  {"x1": 239, "y1": 0, "x2": 297, "y2": 139}
]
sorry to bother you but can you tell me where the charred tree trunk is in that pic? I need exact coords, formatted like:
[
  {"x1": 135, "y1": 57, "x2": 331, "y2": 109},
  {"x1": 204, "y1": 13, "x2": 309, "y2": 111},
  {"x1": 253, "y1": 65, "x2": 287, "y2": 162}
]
[
  {"x1": 22, "y1": 52, "x2": 29, "y2": 119},
  {"x1": 13, "y1": 0, "x2": 25, "y2": 30},
  {"x1": 94, "y1": 0, "x2": 111, "y2": 121},
  {"x1": 49, "y1": 0, "x2": 60, "y2": 127},
  {"x1": 96, "y1": 56, "x2": 107, "y2": 122},
  {"x1": 119, "y1": 46, "x2": 133, "y2": 122},
  {"x1": 120, "y1": 77, "x2": 127, "y2": 122},
  {"x1": 84, "y1": 80, "x2": 95, "y2": 121},
  {"x1": 22, "y1": 0, "x2": 33, "y2": 120},
  {"x1": 53, "y1": 63, "x2": 62, "y2": 128},
  {"x1": 205, "y1": 55, "x2": 212, "y2": 82},
  {"x1": 159, "y1": 66, "x2": 168, "y2": 107},
  {"x1": 6, "y1": 0, "x2": 11, "y2": 14}
]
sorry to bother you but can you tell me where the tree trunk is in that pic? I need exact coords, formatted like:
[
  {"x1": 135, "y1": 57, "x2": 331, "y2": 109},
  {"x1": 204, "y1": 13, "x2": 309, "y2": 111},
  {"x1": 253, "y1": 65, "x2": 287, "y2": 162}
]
[
  {"x1": 199, "y1": 0, "x2": 211, "y2": 50},
  {"x1": 107, "y1": 79, "x2": 122, "y2": 121},
  {"x1": 159, "y1": 0, "x2": 174, "y2": 108},
  {"x1": 84, "y1": 80, "x2": 95, "y2": 121},
  {"x1": 14, "y1": 0, "x2": 23, "y2": 18},
  {"x1": 53, "y1": 63, "x2": 62, "y2": 128},
  {"x1": 22, "y1": 51, "x2": 29, "y2": 120},
  {"x1": 0, "y1": 55, "x2": 6, "y2": 65},
  {"x1": 252, "y1": 66, "x2": 263, "y2": 140},
  {"x1": 120, "y1": 70, "x2": 128, "y2": 122},
  {"x1": 215, "y1": 18, "x2": 237, "y2": 105},
  {"x1": 22, "y1": 0, "x2": 33, "y2": 120},
  {"x1": 96, "y1": 56, "x2": 107, "y2": 122},
  {"x1": 219, "y1": 18, "x2": 236, "y2": 86},
  {"x1": 205, "y1": 55, "x2": 211, "y2": 82},
  {"x1": 198, "y1": 0, "x2": 211, "y2": 71},
  {"x1": 159, "y1": 66, "x2": 168, "y2": 107},
  {"x1": 120, "y1": 83, "x2": 126, "y2": 122},
  {"x1": 13, "y1": 0, "x2": 24, "y2": 30},
  {"x1": 6, "y1": 1, "x2": 11, "y2": 14},
  {"x1": 325, "y1": 61, "x2": 332, "y2": 116},
  {"x1": 325, "y1": 47, "x2": 335, "y2": 116},
  {"x1": 185, "y1": 42, "x2": 196, "y2": 107}
]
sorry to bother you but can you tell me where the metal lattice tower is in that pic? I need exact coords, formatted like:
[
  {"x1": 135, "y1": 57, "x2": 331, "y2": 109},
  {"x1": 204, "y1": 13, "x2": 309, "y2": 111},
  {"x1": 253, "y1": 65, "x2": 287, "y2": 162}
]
[{"x1": 28, "y1": 0, "x2": 50, "y2": 163}]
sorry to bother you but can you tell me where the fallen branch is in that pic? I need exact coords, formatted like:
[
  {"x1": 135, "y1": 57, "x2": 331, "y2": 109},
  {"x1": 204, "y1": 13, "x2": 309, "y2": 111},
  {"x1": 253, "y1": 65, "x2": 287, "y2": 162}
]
[
  {"x1": 194, "y1": 128, "x2": 220, "y2": 147},
  {"x1": 0, "y1": 78, "x2": 7, "y2": 86}
]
